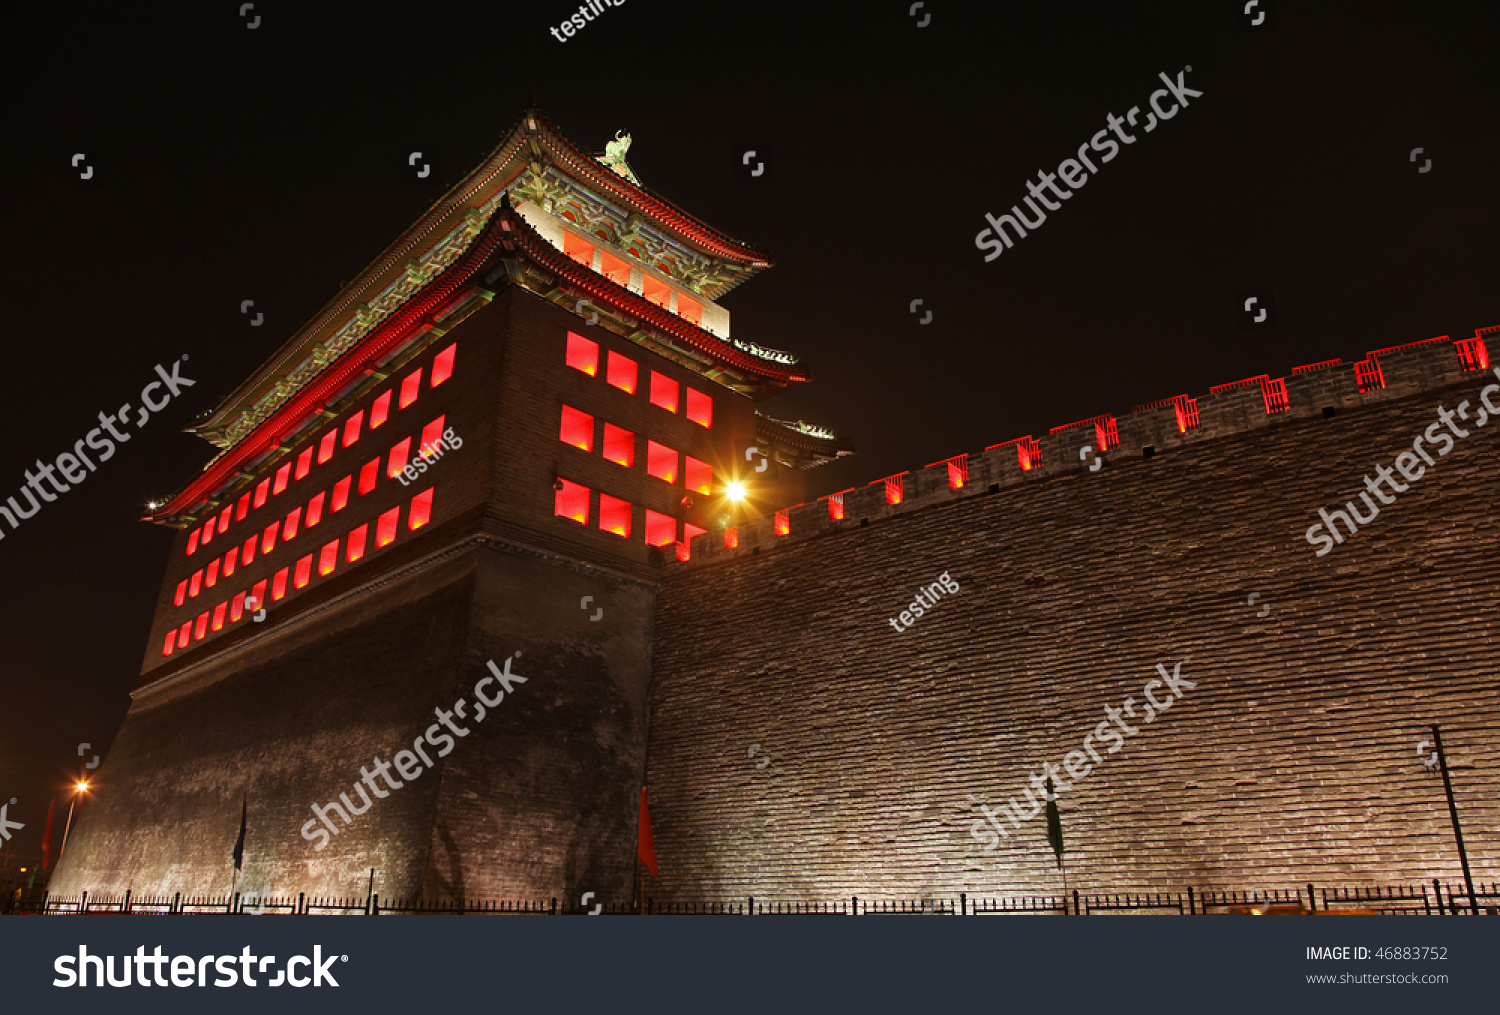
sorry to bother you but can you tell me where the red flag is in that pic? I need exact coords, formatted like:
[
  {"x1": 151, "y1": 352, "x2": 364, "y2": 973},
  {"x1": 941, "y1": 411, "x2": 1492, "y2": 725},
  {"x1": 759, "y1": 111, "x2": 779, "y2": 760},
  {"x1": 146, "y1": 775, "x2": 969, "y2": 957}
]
[
  {"x1": 636, "y1": 787, "x2": 658, "y2": 877},
  {"x1": 40, "y1": 799, "x2": 55, "y2": 869}
]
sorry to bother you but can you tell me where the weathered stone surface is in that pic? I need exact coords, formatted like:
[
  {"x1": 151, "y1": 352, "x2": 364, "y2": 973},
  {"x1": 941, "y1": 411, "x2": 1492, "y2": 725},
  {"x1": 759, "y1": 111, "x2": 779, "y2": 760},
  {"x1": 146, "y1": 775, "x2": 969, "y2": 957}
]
[{"x1": 649, "y1": 358, "x2": 1500, "y2": 900}]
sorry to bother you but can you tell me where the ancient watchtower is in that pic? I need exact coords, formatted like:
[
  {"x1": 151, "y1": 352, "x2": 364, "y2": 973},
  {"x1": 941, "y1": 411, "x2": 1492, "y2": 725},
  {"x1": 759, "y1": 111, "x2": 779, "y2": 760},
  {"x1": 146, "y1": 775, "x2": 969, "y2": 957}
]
[{"x1": 49, "y1": 112, "x2": 850, "y2": 903}]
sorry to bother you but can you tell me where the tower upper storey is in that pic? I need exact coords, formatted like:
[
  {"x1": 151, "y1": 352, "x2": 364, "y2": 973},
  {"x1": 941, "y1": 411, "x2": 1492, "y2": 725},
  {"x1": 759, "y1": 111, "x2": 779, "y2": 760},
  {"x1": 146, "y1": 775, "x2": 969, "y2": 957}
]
[{"x1": 147, "y1": 111, "x2": 823, "y2": 530}]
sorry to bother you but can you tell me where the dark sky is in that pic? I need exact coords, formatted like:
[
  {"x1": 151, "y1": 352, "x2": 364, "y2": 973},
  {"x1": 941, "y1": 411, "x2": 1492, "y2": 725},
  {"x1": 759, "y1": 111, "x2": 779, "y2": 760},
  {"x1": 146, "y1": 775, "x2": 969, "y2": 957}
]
[{"x1": 4, "y1": 0, "x2": 1498, "y2": 866}]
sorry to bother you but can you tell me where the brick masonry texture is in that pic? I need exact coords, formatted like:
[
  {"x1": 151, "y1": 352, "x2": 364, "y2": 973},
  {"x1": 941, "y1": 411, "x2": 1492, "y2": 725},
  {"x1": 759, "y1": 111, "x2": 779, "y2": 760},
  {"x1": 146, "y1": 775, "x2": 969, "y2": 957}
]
[
  {"x1": 648, "y1": 355, "x2": 1500, "y2": 900},
  {"x1": 50, "y1": 269, "x2": 1500, "y2": 907}
]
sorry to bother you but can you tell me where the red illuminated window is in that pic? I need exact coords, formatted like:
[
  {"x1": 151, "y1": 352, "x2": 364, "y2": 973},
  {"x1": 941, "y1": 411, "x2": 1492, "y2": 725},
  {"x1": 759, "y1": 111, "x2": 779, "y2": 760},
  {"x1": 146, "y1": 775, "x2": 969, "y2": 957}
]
[
  {"x1": 775, "y1": 509, "x2": 790, "y2": 536},
  {"x1": 685, "y1": 387, "x2": 712, "y2": 427},
  {"x1": 399, "y1": 368, "x2": 422, "y2": 409},
  {"x1": 162, "y1": 631, "x2": 175, "y2": 657},
  {"x1": 187, "y1": 528, "x2": 200, "y2": 555},
  {"x1": 643, "y1": 275, "x2": 670, "y2": 310},
  {"x1": 1262, "y1": 377, "x2": 1290, "y2": 414},
  {"x1": 250, "y1": 579, "x2": 267, "y2": 611},
  {"x1": 231, "y1": 590, "x2": 246, "y2": 623},
  {"x1": 555, "y1": 479, "x2": 589, "y2": 524},
  {"x1": 294, "y1": 554, "x2": 312, "y2": 589},
  {"x1": 283, "y1": 507, "x2": 302, "y2": 541},
  {"x1": 306, "y1": 491, "x2": 325, "y2": 528},
  {"x1": 194, "y1": 611, "x2": 209, "y2": 640},
  {"x1": 376, "y1": 506, "x2": 400, "y2": 547},
  {"x1": 224, "y1": 546, "x2": 238, "y2": 577},
  {"x1": 430, "y1": 343, "x2": 456, "y2": 387},
  {"x1": 646, "y1": 441, "x2": 678, "y2": 483},
  {"x1": 174, "y1": 579, "x2": 187, "y2": 606},
  {"x1": 177, "y1": 621, "x2": 191, "y2": 649},
  {"x1": 271, "y1": 567, "x2": 288, "y2": 600},
  {"x1": 599, "y1": 494, "x2": 632, "y2": 537},
  {"x1": 346, "y1": 523, "x2": 368, "y2": 562},
  {"x1": 1003, "y1": 437, "x2": 1043, "y2": 471},
  {"x1": 564, "y1": 231, "x2": 595, "y2": 267},
  {"x1": 319, "y1": 538, "x2": 339, "y2": 576},
  {"x1": 235, "y1": 493, "x2": 250, "y2": 521},
  {"x1": 420, "y1": 415, "x2": 446, "y2": 451},
  {"x1": 212, "y1": 601, "x2": 227, "y2": 632},
  {"x1": 560, "y1": 406, "x2": 594, "y2": 451},
  {"x1": 369, "y1": 390, "x2": 391, "y2": 430},
  {"x1": 331, "y1": 475, "x2": 351, "y2": 512},
  {"x1": 200, "y1": 519, "x2": 213, "y2": 547},
  {"x1": 930, "y1": 454, "x2": 968, "y2": 490},
  {"x1": 262, "y1": 522, "x2": 277, "y2": 555},
  {"x1": 872, "y1": 473, "x2": 906, "y2": 505},
  {"x1": 273, "y1": 462, "x2": 291, "y2": 495},
  {"x1": 677, "y1": 293, "x2": 702, "y2": 326},
  {"x1": 678, "y1": 522, "x2": 707, "y2": 560},
  {"x1": 602, "y1": 423, "x2": 634, "y2": 467},
  {"x1": 254, "y1": 478, "x2": 270, "y2": 508},
  {"x1": 189, "y1": 570, "x2": 202, "y2": 598},
  {"x1": 387, "y1": 438, "x2": 411, "y2": 479},
  {"x1": 600, "y1": 250, "x2": 631, "y2": 287},
  {"x1": 827, "y1": 490, "x2": 850, "y2": 521},
  {"x1": 685, "y1": 456, "x2": 711, "y2": 495},
  {"x1": 295, "y1": 446, "x2": 313, "y2": 480},
  {"x1": 218, "y1": 506, "x2": 232, "y2": 534},
  {"x1": 566, "y1": 332, "x2": 598, "y2": 376},
  {"x1": 343, "y1": 411, "x2": 363, "y2": 448},
  {"x1": 409, "y1": 487, "x2": 434, "y2": 530},
  {"x1": 206, "y1": 559, "x2": 219, "y2": 588},
  {"x1": 645, "y1": 509, "x2": 676, "y2": 546},
  {"x1": 318, "y1": 430, "x2": 337, "y2": 463},
  {"x1": 649, "y1": 371, "x2": 679, "y2": 413},
  {"x1": 1456, "y1": 336, "x2": 1490, "y2": 372},
  {"x1": 607, "y1": 351, "x2": 638, "y2": 394},
  {"x1": 358, "y1": 458, "x2": 379, "y2": 495},
  {"x1": 242, "y1": 535, "x2": 256, "y2": 566},
  {"x1": 724, "y1": 527, "x2": 738, "y2": 549}
]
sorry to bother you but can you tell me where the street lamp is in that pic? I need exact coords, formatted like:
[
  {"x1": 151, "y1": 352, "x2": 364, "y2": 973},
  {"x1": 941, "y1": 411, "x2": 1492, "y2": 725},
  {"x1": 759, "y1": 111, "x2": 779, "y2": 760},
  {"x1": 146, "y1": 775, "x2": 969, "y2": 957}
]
[
  {"x1": 57, "y1": 780, "x2": 90, "y2": 864},
  {"x1": 1425, "y1": 725, "x2": 1479, "y2": 916}
]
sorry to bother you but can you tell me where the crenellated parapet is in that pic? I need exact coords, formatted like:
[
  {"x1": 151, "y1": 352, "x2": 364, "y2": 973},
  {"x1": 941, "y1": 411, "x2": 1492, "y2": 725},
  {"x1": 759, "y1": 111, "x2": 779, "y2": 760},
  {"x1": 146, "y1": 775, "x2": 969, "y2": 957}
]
[{"x1": 674, "y1": 328, "x2": 1496, "y2": 569}]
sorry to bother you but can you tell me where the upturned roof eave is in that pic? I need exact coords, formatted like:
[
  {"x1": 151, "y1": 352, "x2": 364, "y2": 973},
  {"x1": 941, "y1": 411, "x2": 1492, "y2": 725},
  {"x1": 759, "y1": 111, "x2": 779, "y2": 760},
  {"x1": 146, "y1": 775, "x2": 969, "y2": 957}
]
[{"x1": 191, "y1": 109, "x2": 773, "y2": 438}]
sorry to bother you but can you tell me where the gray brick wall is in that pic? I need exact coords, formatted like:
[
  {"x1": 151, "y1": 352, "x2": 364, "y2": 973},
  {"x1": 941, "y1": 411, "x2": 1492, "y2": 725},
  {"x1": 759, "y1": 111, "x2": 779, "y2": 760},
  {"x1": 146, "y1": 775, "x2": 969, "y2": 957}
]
[{"x1": 649, "y1": 353, "x2": 1500, "y2": 901}]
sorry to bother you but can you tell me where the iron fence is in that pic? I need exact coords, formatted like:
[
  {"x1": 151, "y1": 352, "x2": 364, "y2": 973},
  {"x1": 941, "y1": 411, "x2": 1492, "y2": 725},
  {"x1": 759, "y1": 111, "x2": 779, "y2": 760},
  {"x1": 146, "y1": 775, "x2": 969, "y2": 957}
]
[{"x1": 6, "y1": 880, "x2": 1495, "y2": 916}]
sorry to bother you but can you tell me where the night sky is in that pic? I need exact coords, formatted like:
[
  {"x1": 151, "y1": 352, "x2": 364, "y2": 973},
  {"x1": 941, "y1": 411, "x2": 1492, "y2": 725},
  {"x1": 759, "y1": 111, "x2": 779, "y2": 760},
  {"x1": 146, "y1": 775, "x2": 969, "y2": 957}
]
[{"x1": 4, "y1": 1, "x2": 1498, "y2": 868}]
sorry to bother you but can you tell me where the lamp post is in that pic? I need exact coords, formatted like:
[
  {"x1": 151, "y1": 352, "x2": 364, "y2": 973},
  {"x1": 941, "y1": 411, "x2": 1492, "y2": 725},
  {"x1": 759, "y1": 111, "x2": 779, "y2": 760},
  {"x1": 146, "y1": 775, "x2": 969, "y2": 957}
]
[
  {"x1": 1428, "y1": 725, "x2": 1478, "y2": 916},
  {"x1": 57, "y1": 780, "x2": 90, "y2": 864}
]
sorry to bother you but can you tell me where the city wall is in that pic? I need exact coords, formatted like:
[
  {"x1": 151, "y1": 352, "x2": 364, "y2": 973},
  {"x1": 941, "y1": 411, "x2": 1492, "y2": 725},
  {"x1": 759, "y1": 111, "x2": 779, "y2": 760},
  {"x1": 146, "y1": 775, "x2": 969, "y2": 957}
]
[{"x1": 647, "y1": 332, "x2": 1500, "y2": 900}]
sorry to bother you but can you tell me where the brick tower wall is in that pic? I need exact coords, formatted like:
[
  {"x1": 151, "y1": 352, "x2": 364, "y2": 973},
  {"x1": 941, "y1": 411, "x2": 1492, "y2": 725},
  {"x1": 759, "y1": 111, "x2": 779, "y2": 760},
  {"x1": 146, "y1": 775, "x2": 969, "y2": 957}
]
[
  {"x1": 50, "y1": 284, "x2": 732, "y2": 903},
  {"x1": 646, "y1": 340, "x2": 1500, "y2": 901}
]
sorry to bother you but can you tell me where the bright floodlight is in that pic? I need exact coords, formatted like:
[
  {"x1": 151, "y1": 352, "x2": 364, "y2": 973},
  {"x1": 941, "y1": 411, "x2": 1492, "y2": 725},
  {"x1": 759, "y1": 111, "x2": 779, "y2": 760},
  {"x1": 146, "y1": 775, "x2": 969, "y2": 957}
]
[
  {"x1": 725, "y1": 482, "x2": 746, "y2": 501},
  {"x1": 76, "y1": 781, "x2": 89, "y2": 792}
]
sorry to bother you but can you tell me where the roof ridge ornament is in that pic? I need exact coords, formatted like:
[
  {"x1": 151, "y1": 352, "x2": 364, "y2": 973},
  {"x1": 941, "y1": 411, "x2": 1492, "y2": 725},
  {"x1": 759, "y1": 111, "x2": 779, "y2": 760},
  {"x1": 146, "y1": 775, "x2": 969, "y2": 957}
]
[{"x1": 598, "y1": 130, "x2": 641, "y2": 186}]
